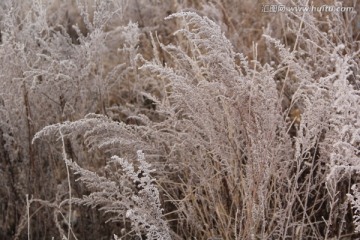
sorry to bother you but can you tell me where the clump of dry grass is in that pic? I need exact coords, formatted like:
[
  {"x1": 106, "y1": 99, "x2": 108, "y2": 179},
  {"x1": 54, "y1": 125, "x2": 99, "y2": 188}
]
[{"x1": 1, "y1": 0, "x2": 359, "y2": 239}]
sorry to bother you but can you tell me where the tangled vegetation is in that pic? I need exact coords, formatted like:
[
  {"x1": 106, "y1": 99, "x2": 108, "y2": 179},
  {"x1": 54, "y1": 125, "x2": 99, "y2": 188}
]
[{"x1": 0, "y1": 0, "x2": 359, "y2": 239}]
